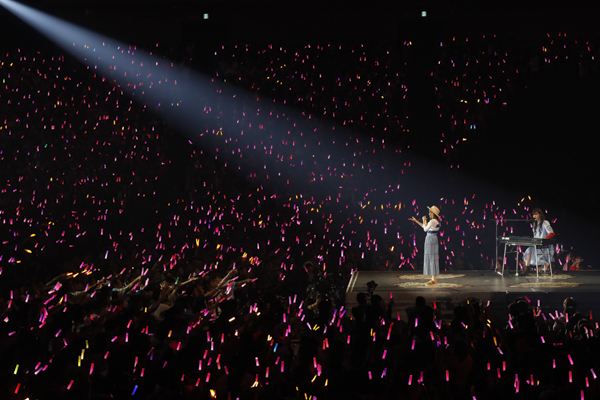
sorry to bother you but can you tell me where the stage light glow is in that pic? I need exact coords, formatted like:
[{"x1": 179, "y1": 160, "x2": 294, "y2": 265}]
[
  {"x1": 0, "y1": 0, "x2": 403, "y2": 208},
  {"x1": 1, "y1": 0, "x2": 545, "y2": 273},
  {"x1": 0, "y1": 0, "x2": 211, "y2": 109}
]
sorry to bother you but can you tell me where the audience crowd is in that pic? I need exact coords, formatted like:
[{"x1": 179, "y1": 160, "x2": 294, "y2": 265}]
[{"x1": 0, "y1": 31, "x2": 598, "y2": 399}]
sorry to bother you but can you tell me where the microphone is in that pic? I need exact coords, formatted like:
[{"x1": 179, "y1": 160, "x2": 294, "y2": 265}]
[{"x1": 527, "y1": 218, "x2": 535, "y2": 223}]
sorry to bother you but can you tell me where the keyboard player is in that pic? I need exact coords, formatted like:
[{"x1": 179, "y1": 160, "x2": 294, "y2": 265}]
[{"x1": 522, "y1": 208, "x2": 556, "y2": 275}]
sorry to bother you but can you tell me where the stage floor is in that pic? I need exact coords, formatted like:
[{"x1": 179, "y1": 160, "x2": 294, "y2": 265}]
[{"x1": 345, "y1": 270, "x2": 600, "y2": 323}]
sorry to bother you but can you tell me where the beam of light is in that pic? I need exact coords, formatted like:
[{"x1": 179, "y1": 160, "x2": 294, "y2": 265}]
[
  {"x1": 0, "y1": 0, "x2": 405, "y2": 219},
  {"x1": 2, "y1": 0, "x2": 560, "y2": 269},
  {"x1": 0, "y1": 0, "x2": 211, "y2": 108}
]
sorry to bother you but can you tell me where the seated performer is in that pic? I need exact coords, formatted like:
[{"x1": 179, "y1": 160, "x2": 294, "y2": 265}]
[{"x1": 522, "y1": 208, "x2": 555, "y2": 275}]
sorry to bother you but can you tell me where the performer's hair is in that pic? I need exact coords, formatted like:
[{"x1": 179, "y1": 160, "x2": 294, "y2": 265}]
[
  {"x1": 431, "y1": 213, "x2": 440, "y2": 222},
  {"x1": 531, "y1": 208, "x2": 546, "y2": 234}
]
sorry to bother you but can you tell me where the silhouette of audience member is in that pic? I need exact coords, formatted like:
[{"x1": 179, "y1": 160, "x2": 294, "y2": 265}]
[{"x1": 408, "y1": 296, "x2": 436, "y2": 338}]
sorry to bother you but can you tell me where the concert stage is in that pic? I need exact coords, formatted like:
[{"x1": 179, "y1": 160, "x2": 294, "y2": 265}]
[{"x1": 345, "y1": 270, "x2": 600, "y2": 323}]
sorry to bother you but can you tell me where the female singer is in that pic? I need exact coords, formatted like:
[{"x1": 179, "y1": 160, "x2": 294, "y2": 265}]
[
  {"x1": 522, "y1": 208, "x2": 555, "y2": 275},
  {"x1": 409, "y1": 206, "x2": 441, "y2": 285}
]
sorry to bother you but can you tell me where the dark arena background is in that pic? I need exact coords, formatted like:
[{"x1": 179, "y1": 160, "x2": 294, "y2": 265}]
[{"x1": 1, "y1": 1, "x2": 600, "y2": 399}]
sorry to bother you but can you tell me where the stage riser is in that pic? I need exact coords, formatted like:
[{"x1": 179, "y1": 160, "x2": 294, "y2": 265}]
[{"x1": 346, "y1": 271, "x2": 600, "y2": 324}]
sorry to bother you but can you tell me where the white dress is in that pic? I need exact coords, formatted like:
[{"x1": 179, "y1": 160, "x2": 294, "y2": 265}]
[
  {"x1": 423, "y1": 219, "x2": 440, "y2": 275},
  {"x1": 523, "y1": 220, "x2": 554, "y2": 265}
]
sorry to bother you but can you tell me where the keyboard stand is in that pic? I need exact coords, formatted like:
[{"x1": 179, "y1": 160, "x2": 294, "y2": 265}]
[{"x1": 501, "y1": 239, "x2": 554, "y2": 278}]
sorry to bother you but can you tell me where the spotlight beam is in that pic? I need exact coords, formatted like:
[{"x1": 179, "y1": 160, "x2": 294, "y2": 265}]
[
  {"x1": 0, "y1": 0, "x2": 444, "y2": 250},
  {"x1": 0, "y1": 0, "x2": 399, "y2": 194}
]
